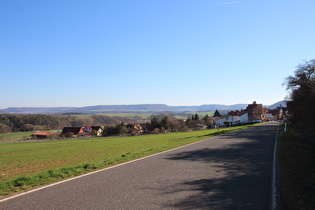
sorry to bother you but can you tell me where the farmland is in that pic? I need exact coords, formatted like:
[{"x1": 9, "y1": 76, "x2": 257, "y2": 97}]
[
  {"x1": 74, "y1": 112, "x2": 215, "y2": 120},
  {"x1": 0, "y1": 124, "x2": 256, "y2": 196},
  {"x1": 0, "y1": 132, "x2": 35, "y2": 142}
]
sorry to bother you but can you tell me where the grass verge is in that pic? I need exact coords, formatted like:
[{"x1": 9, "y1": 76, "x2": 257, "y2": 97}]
[
  {"x1": 278, "y1": 123, "x2": 315, "y2": 209},
  {"x1": 0, "y1": 124, "x2": 255, "y2": 198}
]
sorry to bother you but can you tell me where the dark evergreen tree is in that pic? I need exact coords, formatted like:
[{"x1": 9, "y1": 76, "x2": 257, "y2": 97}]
[
  {"x1": 150, "y1": 116, "x2": 160, "y2": 130},
  {"x1": 161, "y1": 116, "x2": 171, "y2": 130}
]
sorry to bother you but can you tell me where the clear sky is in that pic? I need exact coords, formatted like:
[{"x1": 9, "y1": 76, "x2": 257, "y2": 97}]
[{"x1": 1, "y1": 0, "x2": 315, "y2": 109}]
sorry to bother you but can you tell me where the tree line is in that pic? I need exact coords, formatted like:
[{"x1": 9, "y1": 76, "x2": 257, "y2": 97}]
[
  {"x1": 284, "y1": 59, "x2": 315, "y2": 142},
  {"x1": 102, "y1": 114, "x2": 215, "y2": 136},
  {"x1": 0, "y1": 114, "x2": 132, "y2": 134}
]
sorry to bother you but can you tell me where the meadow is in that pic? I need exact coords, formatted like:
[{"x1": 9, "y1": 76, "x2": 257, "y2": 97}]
[
  {"x1": 0, "y1": 124, "x2": 255, "y2": 196},
  {"x1": 0, "y1": 132, "x2": 34, "y2": 142},
  {"x1": 0, "y1": 131, "x2": 61, "y2": 143}
]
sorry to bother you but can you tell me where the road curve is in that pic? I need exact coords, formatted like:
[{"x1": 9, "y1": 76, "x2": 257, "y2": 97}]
[{"x1": 0, "y1": 122, "x2": 279, "y2": 209}]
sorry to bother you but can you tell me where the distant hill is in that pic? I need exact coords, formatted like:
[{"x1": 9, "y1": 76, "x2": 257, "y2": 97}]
[
  {"x1": 0, "y1": 104, "x2": 247, "y2": 114},
  {"x1": 0, "y1": 107, "x2": 78, "y2": 114},
  {"x1": 266, "y1": 100, "x2": 287, "y2": 109},
  {"x1": 68, "y1": 104, "x2": 178, "y2": 113},
  {"x1": 0, "y1": 101, "x2": 286, "y2": 114}
]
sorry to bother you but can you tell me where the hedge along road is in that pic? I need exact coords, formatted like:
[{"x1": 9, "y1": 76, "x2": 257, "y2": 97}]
[{"x1": 0, "y1": 122, "x2": 279, "y2": 209}]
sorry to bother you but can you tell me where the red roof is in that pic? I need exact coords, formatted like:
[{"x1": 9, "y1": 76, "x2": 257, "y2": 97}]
[
  {"x1": 32, "y1": 132, "x2": 55, "y2": 136},
  {"x1": 228, "y1": 110, "x2": 241, "y2": 116}
]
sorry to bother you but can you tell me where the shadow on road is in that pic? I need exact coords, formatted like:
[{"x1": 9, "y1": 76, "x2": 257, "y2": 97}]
[{"x1": 162, "y1": 124, "x2": 277, "y2": 209}]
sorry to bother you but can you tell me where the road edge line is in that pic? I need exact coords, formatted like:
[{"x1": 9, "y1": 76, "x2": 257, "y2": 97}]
[{"x1": 271, "y1": 122, "x2": 279, "y2": 210}]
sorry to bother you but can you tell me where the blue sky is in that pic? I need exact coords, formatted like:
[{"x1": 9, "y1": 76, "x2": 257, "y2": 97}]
[{"x1": 1, "y1": 0, "x2": 315, "y2": 108}]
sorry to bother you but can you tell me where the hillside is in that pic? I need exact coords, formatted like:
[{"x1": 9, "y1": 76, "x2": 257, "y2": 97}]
[
  {"x1": 0, "y1": 104, "x2": 246, "y2": 114},
  {"x1": 0, "y1": 101, "x2": 286, "y2": 114},
  {"x1": 267, "y1": 100, "x2": 287, "y2": 109}
]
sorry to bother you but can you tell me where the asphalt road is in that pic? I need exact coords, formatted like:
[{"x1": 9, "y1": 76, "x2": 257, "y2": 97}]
[{"x1": 0, "y1": 122, "x2": 279, "y2": 210}]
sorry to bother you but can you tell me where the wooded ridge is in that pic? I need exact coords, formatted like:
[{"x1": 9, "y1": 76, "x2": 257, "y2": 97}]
[{"x1": 0, "y1": 101, "x2": 286, "y2": 114}]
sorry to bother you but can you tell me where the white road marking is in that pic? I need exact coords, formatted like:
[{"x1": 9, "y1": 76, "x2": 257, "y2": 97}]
[{"x1": 271, "y1": 123, "x2": 279, "y2": 210}]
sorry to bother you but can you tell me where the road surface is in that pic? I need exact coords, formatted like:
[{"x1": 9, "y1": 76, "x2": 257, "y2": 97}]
[{"x1": 0, "y1": 122, "x2": 279, "y2": 209}]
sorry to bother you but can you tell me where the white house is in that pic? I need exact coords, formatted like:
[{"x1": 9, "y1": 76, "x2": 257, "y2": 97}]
[
  {"x1": 240, "y1": 112, "x2": 249, "y2": 123},
  {"x1": 215, "y1": 118, "x2": 226, "y2": 127},
  {"x1": 227, "y1": 111, "x2": 241, "y2": 123}
]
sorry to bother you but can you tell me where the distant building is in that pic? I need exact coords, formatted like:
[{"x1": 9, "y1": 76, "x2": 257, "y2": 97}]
[
  {"x1": 240, "y1": 112, "x2": 249, "y2": 123},
  {"x1": 83, "y1": 126, "x2": 103, "y2": 136},
  {"x1": 227, "y1": 110, "x2": 241, "y2": 123},
  {"x1": 213, "y1": 109, "x2": 222, "y2": 117},
  {"x1": 126, "y1": 124, "x2": 143, "y2": 133},
  {"x1": 262, "y1": 113, "x2": 275, "y2": 121},
  {"x1": 31, "y1": 132, "x2": 56, "y2": 139},
  {"x1": 268, "y1": 105, "x2": 287, "y2": 120},
  {"x1": 60, "y1": 127, "x2": 87, "y2": 138},
  {"x1": 246, "y1": 101, "x2": 263, "y2": 121}
]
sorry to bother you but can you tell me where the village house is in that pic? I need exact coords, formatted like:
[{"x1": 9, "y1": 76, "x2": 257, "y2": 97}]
[
  {"x1": 262, "y1": 113, "x2": 275, "y2": 121},
  {"x1": 226, "y1": 101, "x2": 287, "y2": 124},
  {"x1": 212, "y1": 110, "x2": 226, "y2": 127},
  {"x1": 139, "y1": 123, "x2": 151, "y2": 133},
  {"x1": 31, "y1": 132, "x2": 56, "y2": 139},
  {"x1": 126, "y1": 123, "x2": 144, "y2": 133},
  {"x1": 268, "y1": 106, "x2": 287, "y2": 120},
  {"x1": 226, "y1": 110, "x2": 241, "y2": 125},
  {"x1": 246, "y1": 101, "x2": 263, "y2": 121},
  {"x1": 60, "y1": 127, "x2": 88, "y2": 138},
  {"x1": 83, "y1": 125, "x2": 103, "y2": 136},
  {"x1": 240, "y1": 112, "x2": 249, "y2": 123},
  {"x1": 213, "y1": 102, "x2": 264, "y2": 127}
]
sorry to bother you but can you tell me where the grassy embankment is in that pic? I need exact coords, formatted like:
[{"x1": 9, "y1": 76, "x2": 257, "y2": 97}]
[
  {"x1": 278, "y1": 123, "x2": 315, "y2": 209},
  {"x1": 0, "y1": 124, "x2": 255, "y2": 197}
]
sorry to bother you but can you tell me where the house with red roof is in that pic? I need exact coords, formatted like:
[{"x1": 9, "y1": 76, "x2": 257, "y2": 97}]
[
  {"x1": 60, "y1": 127, "x2": 88, "y2": 138},
  {"x1": 83, "y1": 125, "x2": 103, "y2": 136},
  {"x1": 31, "y1": 132, "x2": 56, "y2": 139}
]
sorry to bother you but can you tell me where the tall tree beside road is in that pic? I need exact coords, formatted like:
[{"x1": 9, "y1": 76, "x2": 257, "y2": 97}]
[{"x1": 284, "y1": 59, "x2": 315, "y2": 140}]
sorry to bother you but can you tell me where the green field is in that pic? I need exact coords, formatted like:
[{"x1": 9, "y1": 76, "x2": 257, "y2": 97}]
[
  {"x1": 0, "y1": 132, "x2": 34, "y2": 142},
  {"x1": 71, "y1": 112, "x2": 213, "y2": 121},
  {"x1": 101, "y1": 113, "x2": 151, "y2": 119},
  {"x1": 72, "y1": 113, "x2": 152, "y2": 119},
  {"x1": 0, "y1": 124, "x2": 256, "y2": 196},
  {"x1": 0, "y1": 131, "x2": 61, "y2": 143},
  {"x1": 185, "y1": 111, "x2": 214, "y2": 116}
]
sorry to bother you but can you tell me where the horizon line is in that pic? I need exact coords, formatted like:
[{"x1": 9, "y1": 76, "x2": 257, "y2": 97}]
[{"x1": 0, "y1": 101, "x2": 286, "y2": 110}]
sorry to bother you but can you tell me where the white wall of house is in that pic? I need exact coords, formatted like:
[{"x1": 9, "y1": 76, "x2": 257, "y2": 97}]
[
  {"x1": 227, "y1": 116, "x2": 240, "y2": 122},
  {"x1": 215, "y1": 118, "x2": 226, "y2": 127},
  {"x1": 240, "y1": 113, "x2": 249, "y2": 123},
  {"x1": 96, "y1": 128, "x2": 103, "y2": 136}
]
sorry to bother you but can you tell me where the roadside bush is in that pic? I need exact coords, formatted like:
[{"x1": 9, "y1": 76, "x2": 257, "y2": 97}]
[{"x1": 278, "y1": 124, "x2": 315, "y2": 209}]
